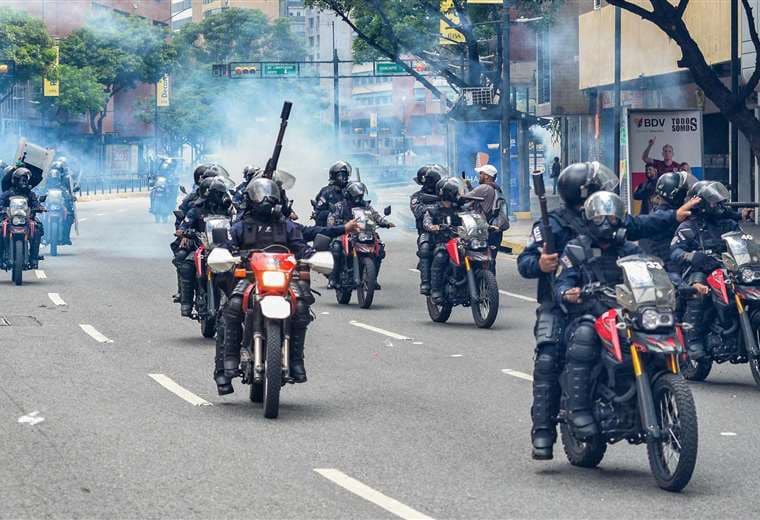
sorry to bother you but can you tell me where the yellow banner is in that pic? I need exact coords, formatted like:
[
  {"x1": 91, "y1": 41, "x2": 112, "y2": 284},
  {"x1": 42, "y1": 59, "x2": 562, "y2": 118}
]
[
  {"x1": 43, "y1": 46, "x2": 59, "y2": 97},
  {"x1": 440, "y1": 0, "x2": 465, "y2": 45},
  {"x1": 157, "y1": 74, "x2": 170, "y2": 107}
]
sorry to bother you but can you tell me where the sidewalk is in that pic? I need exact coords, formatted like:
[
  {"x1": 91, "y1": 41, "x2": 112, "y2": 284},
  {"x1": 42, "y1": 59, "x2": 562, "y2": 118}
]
[{"x1": 77, "y1": 191, "x2": 149, "y2": 203}]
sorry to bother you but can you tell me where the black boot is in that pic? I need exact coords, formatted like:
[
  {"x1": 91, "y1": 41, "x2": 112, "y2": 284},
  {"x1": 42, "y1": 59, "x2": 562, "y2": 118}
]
[
  {"x1": 290, "y1": 327, "x2": 307, "y2": 383},
  {"x1": 564, "y1": 363, "x2": 598, "y2": 440},
  {"x1": 419, "y1": 259, "x2": 432, "y2": 295},
  {"x1": 222, "y1": 318, "x2": 243, "y2": 381},
  {"x1": 213, "y1": 321, "x2": 233, "y2": 395},
  {"x1": 531, "y1": 379, "x2": 560, "y2": 460},
  {"x1": 683, "y1": 299, "x2": 707, "y2": 360},
  {"x1": 179, "y1": 276, "x2": 195, "y2": 317},
  {"x1": 173, "y1": 271, "x2": 182, "y2": 303}
]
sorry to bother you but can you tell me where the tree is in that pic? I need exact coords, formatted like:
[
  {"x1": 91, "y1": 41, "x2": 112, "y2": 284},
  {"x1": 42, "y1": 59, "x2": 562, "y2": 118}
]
[
  {"x1": 305, "y1": 0, "x2": 560, "y2": 106},
  {"x1": 59, "y1": 12, "x2": 176, "y2": 135},
  {"x1": 45, "y1": 65, "x2": 109, "y2": 123},
  {"x1": 607, "y1": 0, "x2": 760, "y2": 160},
  {"x1": 0, "y1": 8, "x2": 57, "y2": 103}
]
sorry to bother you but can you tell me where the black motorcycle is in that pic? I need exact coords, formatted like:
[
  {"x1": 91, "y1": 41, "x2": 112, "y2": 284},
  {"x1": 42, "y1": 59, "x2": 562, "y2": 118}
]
[{"x1": 1, "y1": 196, "x2": 43, "y2": 285}]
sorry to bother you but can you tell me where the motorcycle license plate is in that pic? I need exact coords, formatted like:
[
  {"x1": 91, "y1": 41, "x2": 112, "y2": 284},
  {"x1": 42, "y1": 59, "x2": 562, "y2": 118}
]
[{"x1": 260, "y1": 296, "x2": 291, "y2": 319}]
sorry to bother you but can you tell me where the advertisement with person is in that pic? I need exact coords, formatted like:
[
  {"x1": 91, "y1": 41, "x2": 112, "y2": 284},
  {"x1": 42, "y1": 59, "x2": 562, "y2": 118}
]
[{"x1": 624, "y1": 109, "x2": 703, "y2": 214}]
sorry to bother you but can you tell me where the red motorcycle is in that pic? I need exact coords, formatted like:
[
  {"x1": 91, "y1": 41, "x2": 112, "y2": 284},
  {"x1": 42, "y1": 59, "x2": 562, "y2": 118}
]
[
  {"x1": 1, "y1": 196, "x2": 43, "y2": 286},
  {"x1": 192, "y1": 215, "x2": 232, "y2": 338}
]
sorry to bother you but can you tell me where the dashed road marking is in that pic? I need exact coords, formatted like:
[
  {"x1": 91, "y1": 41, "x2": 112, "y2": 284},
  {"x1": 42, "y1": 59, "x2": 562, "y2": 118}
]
[
  {"x1": 498, "y1": 290, "x2": 536, "y2": 303},
  {"x1": 315, "y1": 468, "x2": 435, "y2": 520},
  {"x1": 149, "y1": 374, "x2": 212, "y2": 406},
  {"x1": 79, "y1": 324, "x2": 113, "y2": 343},
  {"x1": 34, "y1": 270, "x2": 46, "y2": 279},
  {"x1": 47, "y1": 293, "x2": 66, "y2": 306},
  {"x1": 349, "y1": 320, "x2": 410, "y2": 341},
  {"x1": 412, "y1": 341, "x2": 424, "y2": 345},
  {"x1": 501, "y1": 369, "x2": 533, "y2": 381},
  {"x1": 18, "y1": 411, "x2": 45, "y2": 426},
  {"x1": 408, "y1": 268, "x2": 420, "y2": 273},
  {"x1": 79, "y1": 217, "x2": 88, "y2": 222},
  {"x1": 721, "y1": 432, "x2": 738, "y2": 437},
  {"x1": 117, "y1": 209, "x2": 127, "y2": 213},
  {"x1": 449, "y1": 354, "x2": 463, "y2": 358}
]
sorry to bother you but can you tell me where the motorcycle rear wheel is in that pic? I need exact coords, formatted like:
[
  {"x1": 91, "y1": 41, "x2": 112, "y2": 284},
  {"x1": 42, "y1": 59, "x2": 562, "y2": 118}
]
[
  {"x1": 680, "y1": 357, "x2": 712, "y2": 382},
  {"x1": 471, "y1": 269, "x2": 499, "y2": 329},
  {"x1": 201, "y1": 315, "x2": 216, "y2": 339},
  {"x1": 12, "y1": 240, "x2": 24, "y2": 286},
  {"x1": 336, "y1": 286, "x2": 352, "y2": 305},
  {"x1": 263, "y1": 320, "x2": 283, "y2": 419},
  {"x1": 357, "y1": 256, "x2": 377, "y2": 309},
  {"x1": 647, "y1": 373, "x2": 698, "y2": 492},
  {"x1": 426, "y1": 296, "x2": 452, "y2": 323},
  {"x1": 560, "y1": 423, "x2": 606, "y2": 468}
]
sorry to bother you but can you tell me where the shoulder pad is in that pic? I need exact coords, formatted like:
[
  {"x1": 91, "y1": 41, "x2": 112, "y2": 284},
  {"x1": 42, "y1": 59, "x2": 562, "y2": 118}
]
[{"x1": 676, "y1": 226, "x2": 696, "y2": 241}]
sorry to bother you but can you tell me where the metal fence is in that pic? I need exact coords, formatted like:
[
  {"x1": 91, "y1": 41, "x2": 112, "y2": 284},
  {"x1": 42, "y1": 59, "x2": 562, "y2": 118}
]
[{"x1": 78, "y1": 175, "x2": 150, "y2": 196}]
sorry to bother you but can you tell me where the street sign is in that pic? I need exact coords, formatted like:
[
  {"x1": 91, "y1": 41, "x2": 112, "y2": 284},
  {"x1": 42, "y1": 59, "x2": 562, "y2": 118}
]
[
  {"x1": 43, "y1": 46, "x2": 59, "y2": 97},
  {"x1": 375, "y1": 62, "x2": 405, "y2": 75},
  {"x1": 263, "y1": 63, "x2": 298, "y2": 77}
]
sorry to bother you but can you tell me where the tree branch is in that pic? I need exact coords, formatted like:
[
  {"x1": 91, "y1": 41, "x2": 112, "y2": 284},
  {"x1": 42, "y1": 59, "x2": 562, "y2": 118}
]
[
  {"x1": 675, "y1": 0, "x2": 690, "y2": 17},
  {"x1": 739, "y1": 0, "x2": 760, "y2": 101},
  {"x1": 605, "y1": 0, "x2": 657, "y2": 22}
]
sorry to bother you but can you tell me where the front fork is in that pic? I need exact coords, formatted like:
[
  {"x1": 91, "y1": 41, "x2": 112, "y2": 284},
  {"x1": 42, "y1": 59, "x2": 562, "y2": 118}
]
[
  {"x1": 736, "y1": 295, "x2": 760, "y2": 358},
  {"x1": 464, "y1": 256, "x2": 479, "y2": 303},
  {"x1": 630, "y1": 345, "x2": 661, "y2": 440},
  {"x1": 251, "y1": 310, "x2": 291, "y2": 383},
  {"x1": 352, "y1": 251, "x2": 361, "y2": 287}
]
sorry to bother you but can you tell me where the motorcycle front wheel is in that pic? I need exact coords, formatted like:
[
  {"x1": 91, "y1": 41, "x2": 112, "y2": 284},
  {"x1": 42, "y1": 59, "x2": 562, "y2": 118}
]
[
  {"x1": 647, "y1": 373, "x2": 698, "y2": 492},
  {"x1": 12, "y1": 239, "x2": 24, "y2": 286},
  {"x1": 471, "y1": 269, "x2": 499, "y2": 329},
  {"x1": 336, "y1": 286, "x2": 351, "y2": 305},
  {"x1": 560, "y1": 423, "x2": 606, "y2": 468},
  {"x1": 426, "y1": 296, "x2": 452, "y2": 323},
  {"x1": 680, "y1": 357, "x2": 712, "y2": 382},
  {"x1": 201, "y1": 315, "x2": 216, "y2": 339},
  {"x1": 263, "y1": 320, "x2": 283, "y2": 419},
  {"x1": 357, "y1": 256, "x2": 377, "y2": 309}
]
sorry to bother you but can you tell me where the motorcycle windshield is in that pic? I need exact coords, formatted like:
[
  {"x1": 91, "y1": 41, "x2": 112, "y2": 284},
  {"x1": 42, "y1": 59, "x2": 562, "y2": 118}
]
[
  {"x1": 273, "y1": 170, "x2": 296, "y2": 191},
  {"x1": 352, "y1": 207, "x2": 376, "y2": 234},
  {"x1": 617, "y1": 255, "x2": 675, "y2": 309},
  {"x1": 46, "y1": 189, "x2": 63, "y2": 205},
  {"x1": 723, "y1": 231, "x2": 760, "y2": 267},
  {"x1": 9, "y1": 196, "x2": 29, "y2": 216},
  {"x1": 458, "y1": 212, "x2": 488, "y2": 242}
]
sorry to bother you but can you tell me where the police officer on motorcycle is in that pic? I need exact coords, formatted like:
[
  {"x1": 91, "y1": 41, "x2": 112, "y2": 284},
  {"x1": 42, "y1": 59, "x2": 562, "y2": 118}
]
[
  {"x1": 45, "y1": 167, "x2": 76, "y2": 245},
  {"x1": 670, "y1": 181, "x2": 740, "y2": 361},
  {"x1": 216, "y1": 178, "x2": 314, "y2": 395},
  {"x1": 517, "y1": 162, "x2": 699, "y2": 460},
  {"x1": 555, "y1": 191, "x2": 642, "y2": 440},
  {"x1": 327, "y1": 180, "x2": 394, "y2": 289},
  {"x1": 233, "y1": 165, "x2": 259, "y2": 209},
  {"x1": 313, "y1": 161, "x2": 351, "y2": 227},
  {"x1": 0, "y1": 168, "x2": 45, "y2": 268},
  {"x1": 410, "y1": 164, "x2": 444, "y2": 295}
]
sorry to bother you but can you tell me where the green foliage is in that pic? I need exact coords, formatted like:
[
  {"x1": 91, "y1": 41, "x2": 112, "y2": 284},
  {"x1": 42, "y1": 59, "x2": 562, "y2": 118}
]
[
  {"x1": 52, "y1": 65, "x2": 109, "y2": 119},
  {"x1": 0, "y1": 8, "x2": 57, "y2": 84}
]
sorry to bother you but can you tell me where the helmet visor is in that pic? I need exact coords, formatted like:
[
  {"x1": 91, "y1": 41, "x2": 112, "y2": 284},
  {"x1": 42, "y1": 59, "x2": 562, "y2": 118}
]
[
  {"x1": 589, "y1": 162, "x2": 619, "y2": 192},
  {"x1": 273, "y1": 170, "x2": 296, "y2": 191},
  {"x1": 247, "y1": 179, "x2": 281, "y2": 204},
  {"x1": 584, "y1": 191, "x2": 625, "y2": 222},
  {"x1": 700, "y1": 182, "x2": 730, "y2": 207}
]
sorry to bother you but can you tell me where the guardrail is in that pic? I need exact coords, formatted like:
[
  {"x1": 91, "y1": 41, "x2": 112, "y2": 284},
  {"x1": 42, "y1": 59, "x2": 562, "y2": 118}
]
[{"x1": 79, "y1": 176, "x2": 149, "y2": 196}]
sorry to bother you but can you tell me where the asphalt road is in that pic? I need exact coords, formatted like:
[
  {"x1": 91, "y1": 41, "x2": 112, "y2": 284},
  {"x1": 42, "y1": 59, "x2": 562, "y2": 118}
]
[{"x1": 2, "y1": 196, "x2": 760, "y2": 519}]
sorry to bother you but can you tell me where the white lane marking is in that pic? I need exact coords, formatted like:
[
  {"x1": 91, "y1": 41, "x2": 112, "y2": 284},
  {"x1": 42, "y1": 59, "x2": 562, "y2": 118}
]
[
  {"x1": 34, "y1": 270, "x2": 47, "y2": 279},
  {"x1": 18, "y1": 411, "x2": 45, "y2": 426},
  {"x1": 96, "y1": 213, "x2": 105, "y2": 216},
  {"x1": 412, "y1": 341, "x2": 424, "y2": 345},
  {"x1": 408, "y1": 268, "x2": 420, "y2": 273},
  {"x1": 149, "y1": 374, "x2": 212, "y2": 406},
  {"x1": 349, "y1": 320, "x2": 410, "y2": 341},
  {"x1": 79, "y1": 324, "x2": 113, "y2": 343},
  {"x1": 321, "y1": 311, "x2": 330, "y2": 315},
  {"x1": 449, "y1": 354, "x2": 463, "y2": 358},
  {"x1": 79, "y1": 217, "x2": 88, "y2": 222},
  {"x1": 721, "y1": 432, "x2": 738, "y2": 437},
  {"x1": 47, "y1": 293, "x2": 66, "y2": 306},
  {"x1": 315, "y1": 469, "x2": 434, "y2": 520},
  {"x1": 501, "y1": 369, "x2": 534, "y2": 382},
  {"x1": 499, "y1": 290, "x2": 536, "y2": 303}
]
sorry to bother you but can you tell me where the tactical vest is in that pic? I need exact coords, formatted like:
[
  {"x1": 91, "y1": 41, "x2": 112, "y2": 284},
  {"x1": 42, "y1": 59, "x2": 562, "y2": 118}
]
[
  {"x1": 552, "y1": 206, "x2": 587, "y2": 239},
  {"x1": 240, "y1": 216, "x2": 289, "y2": 250}
]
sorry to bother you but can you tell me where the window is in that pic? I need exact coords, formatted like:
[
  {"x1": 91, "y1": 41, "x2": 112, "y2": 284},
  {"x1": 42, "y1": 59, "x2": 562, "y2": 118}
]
[{"x1": 536, "y1": 30, "x2": 551, "y2": 104}]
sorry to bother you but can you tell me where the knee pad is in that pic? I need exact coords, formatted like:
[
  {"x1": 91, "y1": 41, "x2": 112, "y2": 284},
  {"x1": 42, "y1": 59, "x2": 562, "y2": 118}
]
[
  {"x1": 223, "y1": 295, "x2": 244, "y2": 322},
  {"x1": 230, "y1": 280, "x2": 250, "y2": 298},
  {"x1": 534, "y1": 310, "x2": 564, "y2": 348},
  {"x1": 293, "y1": 300, "x2": 313, "y2": 327},
  {"x1": 534, "y1": 344, "x2": 560, "y2": 377},
  {"x1": 566, "y1": 323, "x2": 599, "y2": 364},
  {"x1": 417, "y1": 242, "x2": 433, "y2": 259},
  {"x1": 177, "y1": 260, "x2": 195, "y2": 278}
]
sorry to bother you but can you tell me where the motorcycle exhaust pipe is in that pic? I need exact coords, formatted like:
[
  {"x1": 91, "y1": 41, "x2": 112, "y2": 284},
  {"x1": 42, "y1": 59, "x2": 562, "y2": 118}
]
[
  {"x1": 353, "y1": 253, "x2": 361, "y2": 287},
  {"x1": 736, "y1": 296, "x2": 760, "y2": 357}
]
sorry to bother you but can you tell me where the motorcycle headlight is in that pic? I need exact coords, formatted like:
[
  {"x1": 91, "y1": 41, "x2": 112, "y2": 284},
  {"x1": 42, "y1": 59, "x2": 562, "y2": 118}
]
[
  {"x1": 641, "y1": 309, "x2": 673, "y2": 330},
  {"x1": 742, "y1": 268, "x2": 755, "y2": 283},
  {"x1": 261, "y1": 271, "x2": 287, "y2": 289},
  {"x1": 11, "y1": 216, "x2": 26, "y2": 226}
]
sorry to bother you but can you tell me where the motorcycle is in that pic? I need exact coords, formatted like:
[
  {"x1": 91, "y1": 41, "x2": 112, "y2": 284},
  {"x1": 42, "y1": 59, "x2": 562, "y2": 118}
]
[
  {"x1": 559, "y1": 250, "x2": 698, "y2": 492},
  {"x1": 1, "y1": 196, "x2": 42, "y2": 286},
  {"x1": 426, "y1": 211, "x2": 499, "y2": 328},
  {"x1": 208, "y1": 243, "x2": 333, "y2": 419},
  {"x1": 150, "y1": 176, "x2": 175, "y2": 223},
  {"x1": 680, "y1": 230, "x2": 760, "y2": 385},
  {"x1": 40, "y1": 188, "x2": 67, "y2": 257},
  {"x1": 333, "y1": 206, "x2": 391, "y2": 309},
  {"x1": 193, "y1": 215, "x2": 232, "y2": 338}
]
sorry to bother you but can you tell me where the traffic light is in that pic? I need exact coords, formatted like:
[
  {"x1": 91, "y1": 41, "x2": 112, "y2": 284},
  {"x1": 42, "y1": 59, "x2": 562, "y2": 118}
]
[{"x1": 231, "y1": 63, "x2": 259, "y2": 78}]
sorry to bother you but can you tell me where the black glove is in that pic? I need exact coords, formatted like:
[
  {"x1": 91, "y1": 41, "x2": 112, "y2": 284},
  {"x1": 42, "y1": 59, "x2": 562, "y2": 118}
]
[{"x1": 691, "y1": 251, "x2": 721, "y2": 272}]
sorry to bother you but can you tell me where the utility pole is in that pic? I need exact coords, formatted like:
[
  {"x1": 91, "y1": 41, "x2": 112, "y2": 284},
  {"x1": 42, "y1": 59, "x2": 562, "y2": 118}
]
[
  {"x1": 730, "y1": 0, "x2": 739, "y2": 201},
  {"x1": 613, "y1": 5, "x2": 621, "y2": 178},
  {"x1": 500, "y1": 1, "x2": 511, "y2": 208},
  {"x1": 332, "y1": 21, "x2": 340, "y2": 149}
]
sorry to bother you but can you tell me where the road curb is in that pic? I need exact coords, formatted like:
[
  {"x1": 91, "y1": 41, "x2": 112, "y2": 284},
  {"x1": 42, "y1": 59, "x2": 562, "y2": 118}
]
[{"x1": 77, "y1": 192, "x2": 149, "y2": 203}]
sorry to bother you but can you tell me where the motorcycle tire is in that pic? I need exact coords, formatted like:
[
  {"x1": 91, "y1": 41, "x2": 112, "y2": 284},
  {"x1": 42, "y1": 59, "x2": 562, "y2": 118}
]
[
  {"x1": 201, "y1": 315, "x2": 216, "y2": 339},
  {"x1": 680, "y1": 357, "x2": 712, "y2": 382},
  {"x1": 12, "y1": 239, "x2": 24, "y2": 286},
  {"x1": 357, "y1": 256, "x2": 377, "y2": 309},
  {"x1": 647, "y1": 373, "x2": 698, "y2": 492},
  {"x1": 426, "y1": 296, "x2": 452, "y2": 323},
  {"x1": 49, "y1": 219, "x2": 59, "y2": 257},
  {"x1": 471, "y1": 269, "x2": 499, "y2": 329},
  {"x1": 336, "y1": 287, "x2": 352, "y2": 305},
  {"x1": 560, "y1": 422, "x2": 607, "y2": 468},
  {"x1": 263, "y1": 320, "x2": 283, "y2": 419}
]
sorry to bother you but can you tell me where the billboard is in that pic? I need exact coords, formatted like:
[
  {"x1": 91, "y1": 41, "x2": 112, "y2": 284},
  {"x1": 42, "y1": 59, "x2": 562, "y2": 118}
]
[
  {"x1": 157, "y1": 74, "x2": 170, "y2": 107},
  {"x1": 624, "y1": 109, "x2": 703, "y2": 213}
]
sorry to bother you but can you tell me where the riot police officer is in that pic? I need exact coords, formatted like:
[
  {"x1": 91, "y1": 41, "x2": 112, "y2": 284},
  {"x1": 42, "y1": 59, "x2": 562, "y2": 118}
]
[
  {"x1": 0, "y1": 168, "x2": 45, "y2": 268},
  {"x1": 427, "y1": 176, "x2": 468, "y2": 303},
  {"x1": 313, "y1": 161, "x2": 351, "y2": 227},
  {"x1": 410, "y1": 164, "x2": 444, "y2": 294}
]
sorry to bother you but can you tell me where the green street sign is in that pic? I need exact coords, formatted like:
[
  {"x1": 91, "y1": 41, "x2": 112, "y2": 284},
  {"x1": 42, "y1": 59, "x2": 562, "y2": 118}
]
[
  {"x1": 375, "y1": 62, "x2": 405, "y2": 75},
  {"x1": 263, "y1": 63, "x2": 298, "y2": 77}
]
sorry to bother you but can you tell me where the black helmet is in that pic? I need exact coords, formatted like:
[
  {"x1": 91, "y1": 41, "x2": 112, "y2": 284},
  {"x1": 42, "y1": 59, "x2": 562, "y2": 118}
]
[
  {"x1": 695, "y1": 181, "x2": 730, "y2": 217},
  {"x1": 687, "y1": 179, "x2": 710, "y2": 200},
  {"x1": 205, "y1": 164, "x2": 230, "y2": 178},
  {"x1": 205, "y1": 177, "x2": 231, "y2": 213},
  {"x1": 48, "y1": 168, "x2": 61, "y2": 181},
  {"x1": 246, "y1": 178, "x2": 282, "y2": 218},
  {"x1": 417, "y1": 164, "x2": 446, "y2": 193},
  {"x1": 583, "y1": 191, "x2": 626, "y2": 243},
  {"x1": 557, "y1": 162, "x2": 618, "y2": 207},
  {"x1": 436, "y1": 176, "x2": 465, "y2": 203},
  {"x1": 193, "y1": 164, "x2": 211, "y2": 185},
  {"x1": 415, "y1": 165, "x2": 432, "y2": 185},
  {"x1": 656, "y1": 171, "x2": 694, "y2": 207},
  {"x1": 345, "y1": 181, "x2": 367, "y2": 204},
  {"x1": 242, "y1": 165, "x2": 257, "y2": 182},
  {"x1": 329, "y1": 161, "x2": 352, "y2": 188},
  {"x1": 12, "y1": 167, "x2": 32, "y2": 190}
]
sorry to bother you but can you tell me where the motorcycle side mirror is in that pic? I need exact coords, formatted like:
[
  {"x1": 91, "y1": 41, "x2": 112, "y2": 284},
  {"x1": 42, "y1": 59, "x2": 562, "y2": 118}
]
[
  {"x1": 211, "y1": 227, "x2": 229, "y2": 245},
  {"x1": 39, "y1": 195, "x2": 47, "y2": 202},
  {"x1": 313, "y1": 233, "x2": 331, "y2": 252},
  {"x1": 383, "y1": 205, "x2": 392, "y2": 216},
  {"x1": 565, "y1": 244, "x2": 587, "y2": 266},
  {"x1": 180, "y1": 186, "x2": 187, "y2": 194}
]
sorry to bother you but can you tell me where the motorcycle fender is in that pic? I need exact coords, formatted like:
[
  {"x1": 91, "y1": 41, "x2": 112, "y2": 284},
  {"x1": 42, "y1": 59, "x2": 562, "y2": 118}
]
[
  {"x1": 260, "y1": 295, "x2": 291, "y2": 319},
  {"x1": 341, "y1": 234, "x2": 350, "y2": 255},
  {"x1": 194, "y1": 246, "x2": 205, "y2": 277},
  {"x1": 354, "y1": 243, "x2": 375, "y2": 254},
  {"x1": 446, "y1": 238, "x2": 460, "y2": 266},
  {"x1": 466, "y1": 251, "x2": 490, "y2": 263},
  {"x1": 707, "y1": 268, "x2": 729, "y2": 305},
  {"x1": 241, "y1": 283, "x2": 256, "y2": 311}
]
